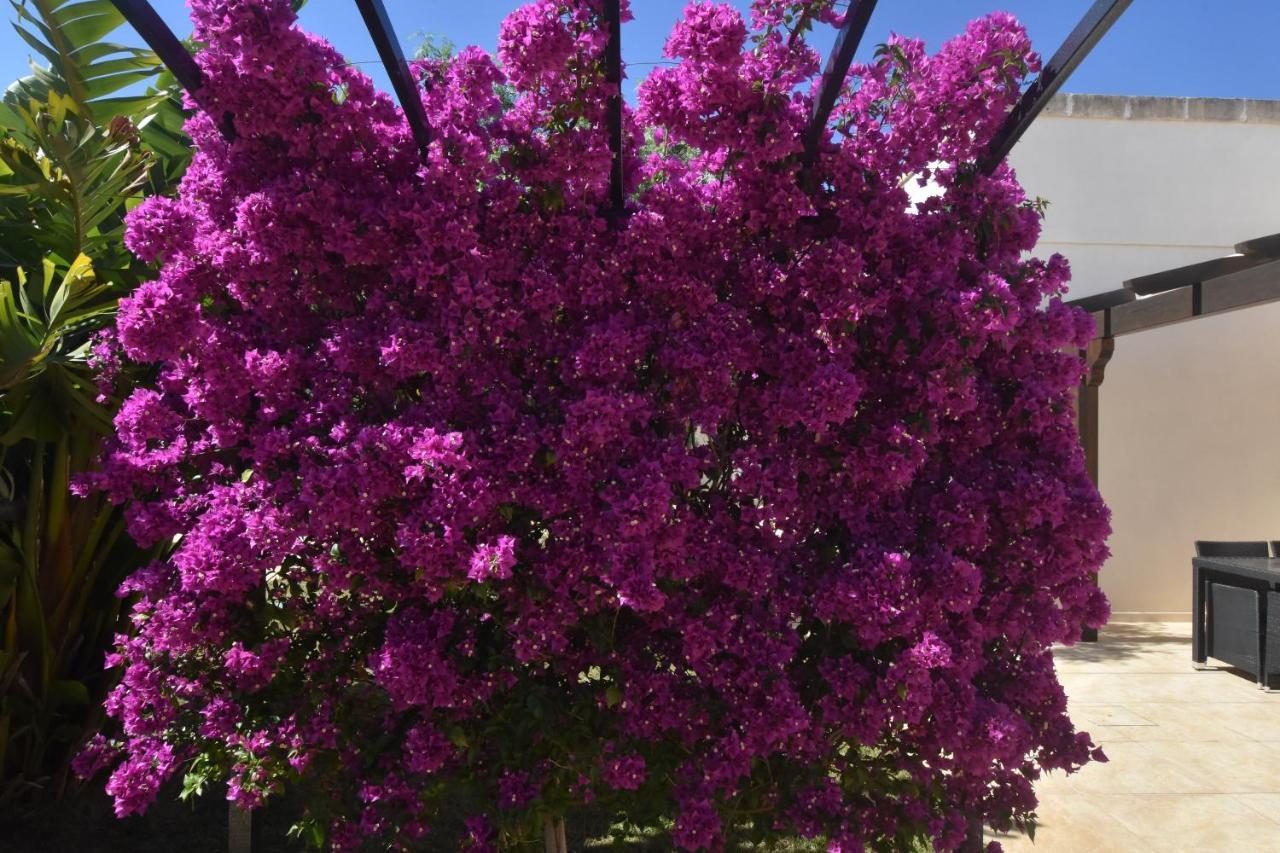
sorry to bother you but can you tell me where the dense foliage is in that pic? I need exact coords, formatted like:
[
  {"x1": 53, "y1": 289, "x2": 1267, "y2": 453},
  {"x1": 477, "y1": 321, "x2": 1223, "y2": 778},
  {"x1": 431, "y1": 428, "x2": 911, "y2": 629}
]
[
  {"x1": 82, "y1": 0, "x2": 1110, "y2": 849},
  {"x1": 0, "y1": 0, "x2": 191, "y2": 800}
]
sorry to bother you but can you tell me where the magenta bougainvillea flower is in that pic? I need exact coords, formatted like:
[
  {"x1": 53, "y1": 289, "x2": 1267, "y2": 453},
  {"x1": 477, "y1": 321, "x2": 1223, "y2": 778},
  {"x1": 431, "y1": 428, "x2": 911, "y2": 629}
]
[{"x1": 82, "y1": 0, "x2": 1110, "y2": 849}]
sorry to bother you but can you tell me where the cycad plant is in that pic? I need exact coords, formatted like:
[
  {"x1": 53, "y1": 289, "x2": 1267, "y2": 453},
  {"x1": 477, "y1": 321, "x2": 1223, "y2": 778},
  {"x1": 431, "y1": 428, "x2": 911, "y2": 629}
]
[
  {"x1": 0, "y1": 0, "x2": 190, "y2": 802},
  {"x1": 2, "y1": 0, "x2": 193, "y2": 188}
]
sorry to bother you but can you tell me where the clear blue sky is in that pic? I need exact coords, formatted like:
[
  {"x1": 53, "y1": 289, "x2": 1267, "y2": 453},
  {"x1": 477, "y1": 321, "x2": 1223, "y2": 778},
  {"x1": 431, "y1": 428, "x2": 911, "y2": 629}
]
[{"x1": 3, "y1": 1, "x2": 1278, "y2": 104}]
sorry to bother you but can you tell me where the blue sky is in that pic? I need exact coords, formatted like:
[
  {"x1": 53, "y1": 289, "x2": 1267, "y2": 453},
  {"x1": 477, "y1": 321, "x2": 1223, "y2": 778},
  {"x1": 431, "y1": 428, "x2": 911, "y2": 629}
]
[{"x1": 3, "y1": 1, "x2": 1278, "y2": 103}]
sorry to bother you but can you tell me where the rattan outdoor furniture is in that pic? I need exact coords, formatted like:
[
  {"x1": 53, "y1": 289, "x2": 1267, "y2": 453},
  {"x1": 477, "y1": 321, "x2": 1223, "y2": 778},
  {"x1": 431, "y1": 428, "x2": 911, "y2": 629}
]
[
  {"x1": 1196, "y1": 541, "x2": 1269, "y2": 558},
  {"x1": 1192, "y1": 541, "x2": 1280, "y2": 689}
]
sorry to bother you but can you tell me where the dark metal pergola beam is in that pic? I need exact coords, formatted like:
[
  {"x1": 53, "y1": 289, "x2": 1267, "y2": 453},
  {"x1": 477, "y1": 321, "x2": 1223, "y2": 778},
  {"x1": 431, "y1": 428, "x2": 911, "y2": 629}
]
[
  {"x1": 109, "y1": 0, "x2": 202, "y2": 97},
  {"x1": 353, "y1": 0, "x2": 433, "y2": 158},
  {"x1": 801, "y1": 0, "x2": 879, "y2": 167},
  {"x1": 108, "y1": 0, "x2": 229, "y2": 136},
  {"x1": 979, "y1": 0, "x2": 1132, "y2": 174},
  {"x1": 601, "y1": 0, "x2": 625, "y2": 218}
]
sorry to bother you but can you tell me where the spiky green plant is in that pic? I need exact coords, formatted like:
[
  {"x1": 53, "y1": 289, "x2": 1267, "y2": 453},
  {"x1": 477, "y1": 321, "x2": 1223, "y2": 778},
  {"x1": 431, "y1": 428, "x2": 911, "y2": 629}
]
[
  {"x1": 0, "y1": 0, "x2": 191, "y2": 801},
  {"x1": 3, "y1": 0, "x2": 193, "y2": 188}
]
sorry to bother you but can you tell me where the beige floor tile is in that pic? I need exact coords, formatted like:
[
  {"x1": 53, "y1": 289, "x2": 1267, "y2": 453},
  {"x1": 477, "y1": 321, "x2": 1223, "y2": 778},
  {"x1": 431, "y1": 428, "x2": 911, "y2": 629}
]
[
  {"x1": 1052, "y1": 741, "x2": 1217, "y2": 795},
  {"x1": 1056, "y1": 652, "x2": 1203, "y2": 676},
  {"x1": 1140, "y1": 825, "x2": 1280, "y2": 851},
  {"x1": 1216, "y1": 704, "x2": 1280, "y2": 742},
  {"x1": 1080, "y1": 723, "x2": 1138, "y2": 743},
  {"x1": 1022, "y1": 622, "x2": 1280, "y2": 852},
  {"x1": 1056, "y1": 672, "x2": 1270, "y2": 705},
  {"x1": 991, "y1": 793, "x2": 1155, "y2": 853},
  {"x1": 1236, "y1": 793, "x2": 1280, "y2": 825},
  {"x1": 1071, "y1": 705, "x2": 1159, "y2": 728},
  {"x1": 1096, "y1": 793, "x2": 1280, "y2": 848},
  {"x1": 1156, "y1": 740, "x2": 1280, "y2": 793},
  {"x1": 1089, "y1": 702, "x2": 1268, "y2": 743},
  {"x1": 1034, "y1": 767, "x2": 1087, "y2": 796}
]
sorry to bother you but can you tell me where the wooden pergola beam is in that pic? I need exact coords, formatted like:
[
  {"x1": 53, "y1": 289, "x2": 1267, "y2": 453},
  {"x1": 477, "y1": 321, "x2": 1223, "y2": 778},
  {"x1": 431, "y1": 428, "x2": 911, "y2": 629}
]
[
  {"x1": 1075, "y1": 332, "x2": 1113, "y2": 646},
  {"x1": 1066, "y1": 288, "x2": 1134, "y2": 313},
  {"x1": 1235, "y1": 231, "x2": 1280, "y2": 258},
  {"x1": 801, "y1": 0, "x2": 879, "y2": 167},
  {"x1": 1108, "y1": 286, "x2": 1194, "y2": 336},
  {"x1": 979, "y1": 0, "x2": 1131, "y2": 174},
  {"x1": 1080, "y1": 259, "x2": 1280, "y2": 338},
  {"x1": 353, "y1": 0, "x2": 433, "y2": 158},
  {"x1": 1125, "y1": 254, "x2": 1270, "y2": 296},
  {"x1": 1202, "y1": 258, "x2": 1280, "y2": 315},
  {"x1": 1069, "y1": 255, "x2": 1280, "y2": 646}
]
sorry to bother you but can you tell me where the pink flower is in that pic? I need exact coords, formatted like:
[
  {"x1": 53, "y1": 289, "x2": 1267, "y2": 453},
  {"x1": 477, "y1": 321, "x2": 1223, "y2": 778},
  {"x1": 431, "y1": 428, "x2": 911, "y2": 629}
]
[
  {"x1": 468, "y1": 536, "x2": 517, "y2": 582},
  {"x1": 601, "y1": 753, "x2": 646, "y2": 790},
  {"x1": 91, "y1": 0, "x2": 1109, "y2": 848}
]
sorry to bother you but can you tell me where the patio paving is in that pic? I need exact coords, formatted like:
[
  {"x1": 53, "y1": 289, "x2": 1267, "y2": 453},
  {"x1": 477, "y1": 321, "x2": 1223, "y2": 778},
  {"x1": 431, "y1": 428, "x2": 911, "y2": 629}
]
[{"x1": 989, "y1": 621, "x2": 1280, "y2": 853}]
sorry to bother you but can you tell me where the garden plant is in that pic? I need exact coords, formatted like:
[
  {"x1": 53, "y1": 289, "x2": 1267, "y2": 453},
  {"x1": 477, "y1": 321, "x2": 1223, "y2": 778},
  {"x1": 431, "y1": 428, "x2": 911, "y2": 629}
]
[
  {"x1": 80, "y1": 0, "x2": 1111, "y2": 850},
  {"x1": 0, "y1": 0, "x2": 191, "y2": 801}
]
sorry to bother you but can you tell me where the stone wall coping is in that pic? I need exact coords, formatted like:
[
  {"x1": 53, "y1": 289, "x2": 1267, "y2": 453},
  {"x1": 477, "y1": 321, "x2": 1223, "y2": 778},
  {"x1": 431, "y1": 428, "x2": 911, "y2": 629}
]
[{"x1": 1044, "y1": 93, "x2": 1280, "y2": 124}]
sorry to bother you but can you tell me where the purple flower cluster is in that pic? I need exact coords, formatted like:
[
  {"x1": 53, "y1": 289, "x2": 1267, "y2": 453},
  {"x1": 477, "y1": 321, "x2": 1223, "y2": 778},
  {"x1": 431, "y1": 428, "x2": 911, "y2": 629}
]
[{"x1": 85, "y1": 1, "x2": 1110, "y2": 849}]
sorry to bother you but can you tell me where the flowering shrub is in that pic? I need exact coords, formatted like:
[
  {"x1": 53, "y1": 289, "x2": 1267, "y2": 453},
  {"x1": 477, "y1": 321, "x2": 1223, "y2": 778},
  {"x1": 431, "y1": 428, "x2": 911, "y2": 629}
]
[{"x1": 81, "y1": 0, "x2": 1110, "y2": 849}]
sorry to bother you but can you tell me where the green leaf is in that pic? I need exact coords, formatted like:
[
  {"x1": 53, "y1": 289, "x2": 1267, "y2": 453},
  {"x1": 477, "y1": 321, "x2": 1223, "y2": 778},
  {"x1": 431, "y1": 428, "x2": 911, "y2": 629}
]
[
  {"x1": 45, "y1": 252, "x2": 94, "y2": 327},
  {"x1": 0, "y1": 538, "x2": 21, "y2": 608},
  {"x1": 0, "y1": 389, "x2": 65, "y2": 444},
  {"x1": 77, "y1": 54, "x2": 159, "y2": 83},
  {"x1": 0, "y1": 0, "x2": 189, "y2": 792},
  {"x1": 0, "y1": 99, "x2": 22, "y2": 133},
  {"x1": 12, "y1": 19, "x2": 64, "y2": 72},
  {"x1": 46, "y1": 678, "x2": 89, "y2": 707},
  {"x1": 81, "y1": 66, "x2": 160, "y2": 101},
  {"x1": 52, "y1": 1, "x2": 125, "y2": 47},
  {"x1": 181, "y1": 768, "x2": 209, "y2": 800},
  {"x1": 0, "y1": 276, "x2": 45, "y2": 387}
]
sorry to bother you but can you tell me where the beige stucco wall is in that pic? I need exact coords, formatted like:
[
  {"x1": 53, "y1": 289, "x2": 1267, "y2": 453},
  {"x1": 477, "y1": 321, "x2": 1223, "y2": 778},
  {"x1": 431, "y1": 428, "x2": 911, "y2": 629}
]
[{"x1": 1008, "y1": 95, "x2": 1280, "y2": 619}]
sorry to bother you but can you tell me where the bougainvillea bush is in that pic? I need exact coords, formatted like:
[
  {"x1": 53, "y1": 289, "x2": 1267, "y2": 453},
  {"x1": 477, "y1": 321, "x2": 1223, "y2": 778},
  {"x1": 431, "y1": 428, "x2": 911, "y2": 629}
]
[{"x1": 77, "y1": 0, "x2": 1110, "y2": 849}]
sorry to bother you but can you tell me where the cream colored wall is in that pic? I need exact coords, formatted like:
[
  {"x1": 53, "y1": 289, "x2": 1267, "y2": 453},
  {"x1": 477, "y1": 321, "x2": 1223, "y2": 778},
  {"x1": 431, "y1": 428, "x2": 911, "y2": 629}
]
[
  {"x1": 1096, "y1": 302, "x2": 1280, "y2": 615},
  {"x1": 1009, "y1": 106, "x2": 1280, "y2": 619}
]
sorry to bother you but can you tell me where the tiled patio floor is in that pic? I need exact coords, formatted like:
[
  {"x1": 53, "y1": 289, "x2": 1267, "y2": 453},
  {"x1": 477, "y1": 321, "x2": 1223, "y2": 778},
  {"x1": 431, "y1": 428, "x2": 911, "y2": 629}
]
[{"x1": 990, "y1": 622, "x2": 1280, "y2": 852}]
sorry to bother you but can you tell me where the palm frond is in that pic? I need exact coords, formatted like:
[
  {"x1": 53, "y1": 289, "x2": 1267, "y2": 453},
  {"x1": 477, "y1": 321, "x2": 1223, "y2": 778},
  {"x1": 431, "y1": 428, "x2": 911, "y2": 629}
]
[
  {"x1": 6, "y1": 0, "x2": 164, "y2": 121},
  {"x1": 0, "y1": 0, "x2": 185, "y2": 799},
  {"x1": 4, "y1": 0, "x2": 193, "y2": 185}
]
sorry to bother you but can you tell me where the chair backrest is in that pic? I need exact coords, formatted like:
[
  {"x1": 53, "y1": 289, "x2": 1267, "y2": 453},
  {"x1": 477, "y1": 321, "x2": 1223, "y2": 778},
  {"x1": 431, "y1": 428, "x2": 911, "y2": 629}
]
[
  {"x1": 1195, "y1": 540, "x2": 1270, "y2": 558},
  {"x1": 1271, "y1": 541, "x2": 1280, "y2": 559}
]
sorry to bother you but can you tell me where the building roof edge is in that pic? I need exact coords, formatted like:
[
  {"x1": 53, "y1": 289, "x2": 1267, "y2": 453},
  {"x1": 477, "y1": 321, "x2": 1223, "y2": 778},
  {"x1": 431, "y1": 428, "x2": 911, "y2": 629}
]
[{"x1": 1045, "y1": 93, "x2": 1280, "y2": 124}]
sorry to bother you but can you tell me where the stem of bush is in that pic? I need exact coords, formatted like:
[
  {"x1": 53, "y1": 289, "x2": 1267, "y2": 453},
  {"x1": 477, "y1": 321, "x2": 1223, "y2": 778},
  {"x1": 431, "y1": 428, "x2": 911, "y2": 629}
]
[
  {"x1": 228, "y1": 804, "x2": 256, "y2": 853},
  {"x1": 542, "y1": 816, "x2": 567, "y2": 853}
]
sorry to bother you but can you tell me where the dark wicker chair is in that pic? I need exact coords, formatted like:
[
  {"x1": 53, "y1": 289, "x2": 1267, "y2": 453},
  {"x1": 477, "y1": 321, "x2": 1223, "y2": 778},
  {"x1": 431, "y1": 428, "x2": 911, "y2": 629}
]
[
  {"x1": 1195, "y1": 540, "x2": 1269, "y2": 558},
  {"x1": 1194, "y1": 540, "x2": 1273, "y2": 688}
]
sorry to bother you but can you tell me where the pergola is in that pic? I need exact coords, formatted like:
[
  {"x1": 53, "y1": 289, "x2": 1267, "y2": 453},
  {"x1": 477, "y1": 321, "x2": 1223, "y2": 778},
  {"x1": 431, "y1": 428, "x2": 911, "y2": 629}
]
[
  {"x1": 1070, "y1": 240, "x2": 1280, "y2": 517},
  {"x1": 109, "y1": 0, "x2": 1133, "y2": 208},
  {"x1": 1066, "y1": 238, "x2": 1280, "y2": 641},
  {"x1": 101, "y1": 1, "x2": 1137, "y2": 851}
]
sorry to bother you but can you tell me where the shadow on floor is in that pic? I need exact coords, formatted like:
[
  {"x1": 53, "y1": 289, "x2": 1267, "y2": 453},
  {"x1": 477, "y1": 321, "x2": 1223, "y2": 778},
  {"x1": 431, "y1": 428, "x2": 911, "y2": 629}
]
[{"x1": 1055, "y1": 624, "x2": 1190, "y2": 665}]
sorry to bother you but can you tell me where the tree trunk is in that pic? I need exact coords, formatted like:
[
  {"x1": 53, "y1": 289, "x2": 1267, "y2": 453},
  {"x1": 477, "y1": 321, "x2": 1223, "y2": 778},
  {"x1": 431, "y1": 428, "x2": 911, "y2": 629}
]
[
  {"x1": 542, "y1": 817, "x2": 567, "y2": 853},
  {"x1": 229, "y1": 804, "x2": 257, "y2": 853}
]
